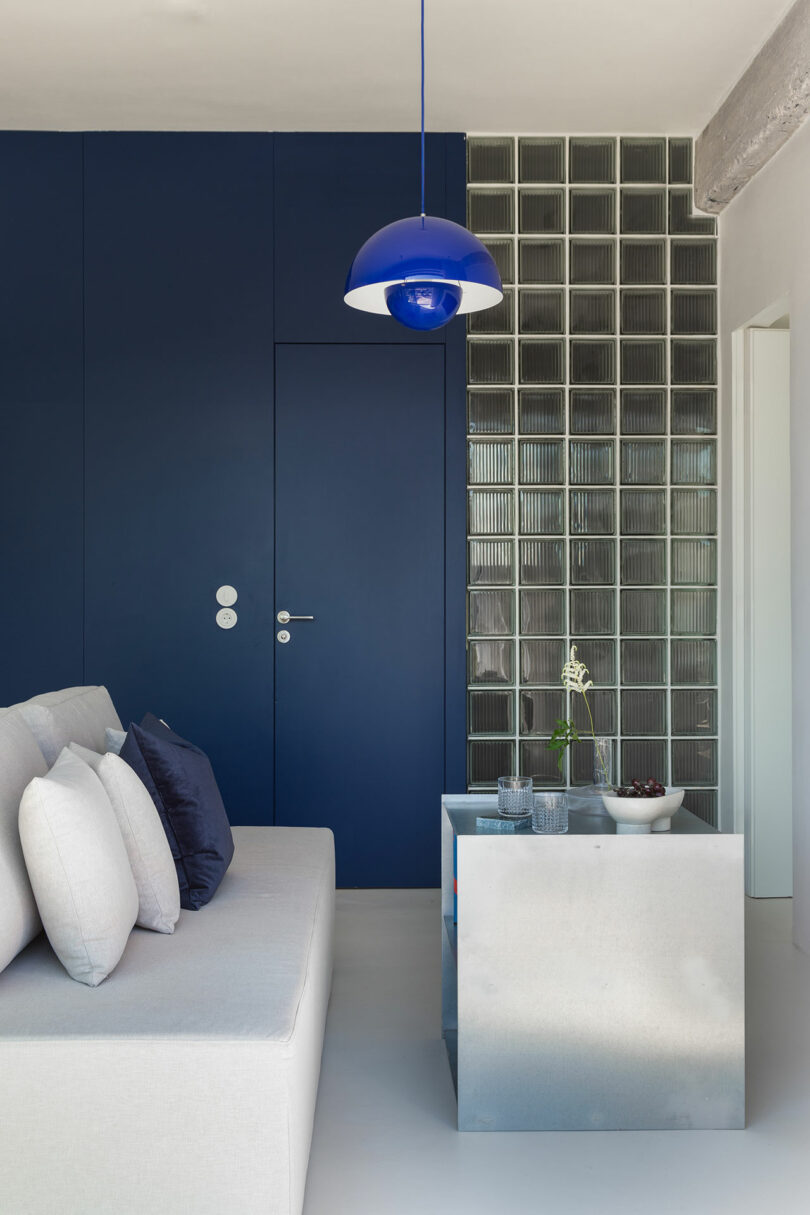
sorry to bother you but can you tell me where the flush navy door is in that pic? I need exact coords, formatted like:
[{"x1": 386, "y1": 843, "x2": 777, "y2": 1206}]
[{"x1": 275, "y1": 344, "x2": 446, "y2": 887}]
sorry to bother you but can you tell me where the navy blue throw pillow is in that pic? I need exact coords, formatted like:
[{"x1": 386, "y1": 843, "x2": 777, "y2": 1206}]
[{"x1": 120, "y1": 713, "x2": 234, "y2": 910}]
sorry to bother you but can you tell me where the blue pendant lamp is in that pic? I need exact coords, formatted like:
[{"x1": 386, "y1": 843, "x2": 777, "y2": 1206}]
[{"x1": 344, "y1": 0, "x2": 503, "y2": 331}]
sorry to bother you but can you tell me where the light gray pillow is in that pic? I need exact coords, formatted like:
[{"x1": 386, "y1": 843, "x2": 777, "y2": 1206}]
[
  {"x1": 0, "y1": 709, "x2": 46, "y2": 974},
  {"x1": 69, "y1": 743, "x2": 180, "y2": 934},
  {"x1": 19, "y1": 748, "x2": 138, "y2": 986},
  {"x1": 105, "y1": 727, "x2": 127, "y2": 755},
  {"x1": 12, "y1": 686, "x2": 123, "y2": 766}
]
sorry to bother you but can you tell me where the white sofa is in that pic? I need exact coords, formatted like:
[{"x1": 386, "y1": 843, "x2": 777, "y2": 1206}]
[{"x1": 0, "y1": 688, "x2": 335, "y2": 1215}]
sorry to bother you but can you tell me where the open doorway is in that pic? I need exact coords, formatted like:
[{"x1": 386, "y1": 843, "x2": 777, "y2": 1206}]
[{"x1": 732, "y1": 311, "x2": 792, "y2": 897}]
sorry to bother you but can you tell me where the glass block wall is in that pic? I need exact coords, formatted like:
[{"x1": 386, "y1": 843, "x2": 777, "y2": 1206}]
[{"x1": 466, "y1": 136, "x2": 719, "y2": 825}]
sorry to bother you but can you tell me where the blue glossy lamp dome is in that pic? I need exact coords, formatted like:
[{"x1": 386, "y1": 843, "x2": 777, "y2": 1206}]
[{"x1": 344, "y1": 214, "x2": 502, "y2": 331}]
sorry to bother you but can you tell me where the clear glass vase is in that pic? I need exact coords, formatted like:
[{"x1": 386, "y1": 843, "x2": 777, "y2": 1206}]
[{"x1": 567, "y1": 736, "x2": 613, "y2": 817}]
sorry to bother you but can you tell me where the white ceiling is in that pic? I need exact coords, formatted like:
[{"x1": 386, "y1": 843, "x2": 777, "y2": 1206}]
[{"x1": 0, "y1": 0, "x2": 795, "y2": 134}]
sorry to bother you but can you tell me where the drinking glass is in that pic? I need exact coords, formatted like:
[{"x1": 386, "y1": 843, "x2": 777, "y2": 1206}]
[
  {"x1": 532, "y1": 792, "x2": 569, "y2": 834},
  {"x1": 498, "y1": 775, "x2": 533, "y2": 818}
]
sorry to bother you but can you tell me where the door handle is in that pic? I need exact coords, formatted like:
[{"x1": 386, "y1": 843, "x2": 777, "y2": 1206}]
[{"x1": 276, "y1": 610, "x2": 315, "y2": 625}]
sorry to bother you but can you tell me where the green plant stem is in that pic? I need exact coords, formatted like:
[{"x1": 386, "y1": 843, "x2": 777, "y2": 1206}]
[{"x1": 583, "y1": 691, "x2": 609, "y2": 784}]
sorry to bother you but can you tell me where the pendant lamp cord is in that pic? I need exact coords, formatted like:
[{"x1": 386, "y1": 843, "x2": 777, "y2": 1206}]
[{"x1": 420, "y1": 0, "x2": 425, "y2": 217}]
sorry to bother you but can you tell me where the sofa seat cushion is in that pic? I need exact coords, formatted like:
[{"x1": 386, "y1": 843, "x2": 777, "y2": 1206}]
[
  {"x1": 12, "y1": 686, "x2": 123, "y2": 766},
  {"x1": 0, "y1": 826, "x2": 334, "y2": 1042}
]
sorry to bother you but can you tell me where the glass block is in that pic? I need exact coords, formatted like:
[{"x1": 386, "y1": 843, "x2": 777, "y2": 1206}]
[
  {"x1": 620, "y1": 138, "x2": 666, "y2": 184},
  {"x1": 622, "y1": 689, "x2": 666, "y2": 735},
  {"x1": 519, "y1": 137, "x2": 565, "y2": 184},
  {"x1": 570, "y1": 339, "x2": 616, "y2": 384},
  {"x1": 620, "y1": 240, "x2": 665, "y2": 285},
  {"x1": 468, "y1": 188, "x2": 514, "y2": 234},
  {"x1": 519, "y1": 489, "x2": 564, "y2": 534},
  {"x1": 519, "y1": 538, "x2": 565, "y2": 585},
  {"x1": 622, "y1": 739, "x2": 668, "y2": 785},
  {"x1": 469, "y1": 539, "x2": 513, "y2": 585},
  {"x1": 468, "y1": 488, "x2": 513, "y2": 535},
  {"x1": 570, "y1": 588, "x2": 615, "y2": 634},
  {"x1": 467, "y1": 137, "x2": 515, "y2": 184},
  {"x1": 621, "y1": 638, "x2": 666, "y2": 684},
  {"x1": 621, "y1": 589, "x2": 666, "y2": 635},
  {"x1": 520, "y1": 740, "x2": 565, "y2": 786},
  {"x1": 669, "y1": 190, "x2": 715, "y2": 235},
  {"x1": 521, "y1": 638, "x2": 567, "y2": 684},
  {"x1": 519, "y1": 239, "x2": 564, "y2": 284},
  {"x1": 519, "y1": 289, "x2": 565, "y2": 334},
  {"x1": 469, "y1": 689, "x2": 514, "y2": 736},
  {"x1": 620, "y1": 389, "x2": 666, "y2": 434},
  {"x1": 469, "y1": 639, "x2": 514, "y2": 685},
  {"x1": 571, "y1": 688, "x2": 617, "y2": 735},
  {"x1": 683, "y1": 788, "x2": 717, "y2": 827},
  {"x1": 468, "y1": 388, "x2": 514, "y2": 435},
  {"x1": 620, "y1": 340, "x2": 666, "y2": 385},
  {"x1": 570, "y1": 190, "x2": 616, "y2": 235},
  {"x1": 671, "y1": 440, "x2": 717, "y2": 485},
  {"x1": 519, "y1": 439, "x2": 564, "y2": 485},
  {"x1": 671, "y1": 489, "x2": 717, "y2": 535},
  {"x1": 671, "y1": 290, "x2": 717, "y2": 335},
  {"x1": 571, "y1": 737, "x2": 617, "y2": 786},
  {"x1": 672, "y1": 689, "x2": 717, "y2": 735},
  {"x1": 620, "y1": 189, "x2": 666, "y2": 234},
  {"x1": 671, "y1": 389, "x2": 716, "y2": 435},
  {"x1": 570, "y1": 439, "x2": 615, "y2": 485},
  {"x1": 670, "y1": 539, "x2": 714, "y2": 585},
  {"x1": 672, "y1": 739, "x2": 717, "y2": 786},
  {"x1": 671, "y1": 240, "x2": 716, "y2": 285},
  {"x1": 621, "y1": 538, "x2": 666, "y2": 584},
  {"x1": 469, "y1": 287, "x2": 514, "y2": 335},
  {"x1": 570, "y1": 239, "x2": 615, "y2": 284},
  {"x1": 468, "y1": 339, "x2": 513, "y2": 385},
  {"x1": 469, "y1": 589, "x2": 514, "y2": 636},
  {"x1": 482, "y1": 239, "x2": 515, "y2": 285},
  {"x1": 469, "y1": 739, "x2": 515, "y2": 787},
  {"x1": 468, "y1": 439, "x2": 513, "y2": 485},
  {"x1": 620, "y1": 290, "x2": 665, "y2": 335},
  {"x1": 569, "y1": 489, "x2": 615, "y2": 535},
  {"x1": 570, "y1": 538, "x2": 615, "y2": 585},
  {"x1": 570, "y1": 290, "x2": 615, "y2": 335},
  {"x1": 519, "y1": 189, "x2": 564, "y2": 234},
  {"x1": 520, "y1": 690, "x2": 565, "y2": 736},
  {"x1": 621, "y1": 440, "x2": 665, "y2": 485},
  {"x1": 569, "y1": 138, "x2": 616, "y2": 183},
  {"x1": 519, "y1": 339, "x2": 565, "y2": 384},
  {"x1": 570, "y1": 389, "x2": 616, "y2": 434},
  {"x1": 570, "y1": 638, "x2": 617, "y2": 684},
  {"x1": 519, "y1": 388, "x2": 564, "y2": 434},
  {"x1": 671, "y1": 589, "x2": 716, "y2": 635},
  {"x1": 668, "y1": 139, "x2": 692, "y2": 185},
  {"x1": 671, "y1": 639, "x2": 716, "y2": 685},
  {"x1": 520, "y1": 588, "x2": 566, "y2": 635},
  {"x1": 621, "y1": 488, "x2": 666, "y2": 535}
]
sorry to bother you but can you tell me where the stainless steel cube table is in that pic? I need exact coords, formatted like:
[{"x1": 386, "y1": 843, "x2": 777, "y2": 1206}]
[{"x1": 441, "y1": 795, "x2": 745, "y2": 1131}]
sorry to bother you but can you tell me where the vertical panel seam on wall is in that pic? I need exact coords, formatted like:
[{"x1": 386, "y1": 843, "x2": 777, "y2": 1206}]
[{"x1": 81, "y1": 132, "x2": 87, "y2": 685}]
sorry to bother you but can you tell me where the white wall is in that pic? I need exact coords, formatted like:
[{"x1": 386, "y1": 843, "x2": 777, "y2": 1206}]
[{"x1": 719, "y1": 115, "x2": 810, "y2": 953}]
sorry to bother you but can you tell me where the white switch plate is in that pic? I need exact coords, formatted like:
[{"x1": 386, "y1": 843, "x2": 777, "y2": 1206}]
[
  {"x1": 216, "y1": 585, "x2": 238, "y2": 607},
  {"x1": 216, "y1": 607, "x2": 237, "y2": 630}
]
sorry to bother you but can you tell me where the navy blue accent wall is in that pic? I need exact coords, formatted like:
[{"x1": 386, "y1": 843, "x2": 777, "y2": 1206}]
[
  {"x1": 0, "y1": 131, "x2": 467, "y2": 883},
  {"x1": 0, "y1": 133, "x2": 84, "y2": 702}
]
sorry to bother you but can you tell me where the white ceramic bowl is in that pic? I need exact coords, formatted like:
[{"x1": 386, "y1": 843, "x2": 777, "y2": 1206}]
[{"x1": 600, "y1": 786, "x2": 685, "y2": 834}]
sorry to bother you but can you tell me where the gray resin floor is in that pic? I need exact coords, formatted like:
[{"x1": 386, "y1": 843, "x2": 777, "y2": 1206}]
[{"x1": 303, "y1": 892, "x2": 810, "y2": 1215}]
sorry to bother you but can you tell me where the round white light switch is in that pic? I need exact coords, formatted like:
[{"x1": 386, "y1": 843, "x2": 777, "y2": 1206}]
[
  {"x1": 216, "y1": 608, "x2": 237, "y2": 630},
  {"x1": 216, "y1": 585, "x2": 238, "y2": 607}
]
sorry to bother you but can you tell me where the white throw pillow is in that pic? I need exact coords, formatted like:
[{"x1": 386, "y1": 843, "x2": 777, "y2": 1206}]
[
  {"x1": 69, "y1": 743, "x2": 180, "y2": 934},
  {"x1": 105, "y1": 727, "x2": 127, "y2": 755},
  {"x1": 0, "y1": 709, "x2": 46, "y2": 974},
  {"x1": 19, "y1": 748, "x2": 138, "y2": 986}
]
